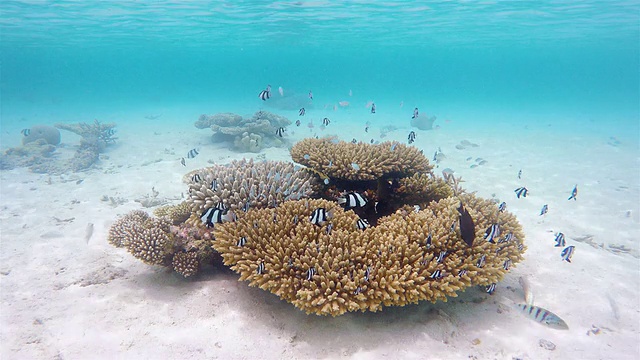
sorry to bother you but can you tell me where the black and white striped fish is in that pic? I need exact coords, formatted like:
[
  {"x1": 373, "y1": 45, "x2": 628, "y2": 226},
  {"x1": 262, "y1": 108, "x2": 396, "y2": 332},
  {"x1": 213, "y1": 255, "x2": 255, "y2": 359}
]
[
  {"x1": 561, "y1": 245, "x2": 575, "y2": 262},
  {"x1": 257, "y1": 261, "x2": 265, "y2": 274},
  {"x1": 242, "y1": 201, "x2": 250, "y2": 212},
  {"x1": 503, "y1": 259, "x2": 512, "y2": 271},
  {"x1": 258, "y1": 85, "x2": 271, "y2": 101},
  {"x1": 484, "y1": 224, "x2": 500, "y2": 243},
  {"x1": 351, "y1": 138, "x2": 357, "y2": 144},
  {"x1": 237, "y1": 237, "x2": 247, "y2": 247},
  {"x1": 458, "y1": 269, "x2": 468, "y2": 277},
  {"x1": 499, "y1": 232, "x2": 515, "y2": 244},
  {"x1": 450, "y1": 221, "x2": 456, "y2": 232},
  {"x1": 425, "y1": 233, "x2": 432, "y2": 249},
  {"x1": 514, "y1": 187, "x2": 528, "y2": 198},
  {"x1": 430, "y1": 270, "x2": 442, "y2": 279},
  {"x1": 338, "y1": 192, "x2": 367, "y2": 208},
  {"x1": 210, "y1": 178, "x2": 218, "y2": 191},
  {"x1": 498, "y1": 202, "x2": 507, "y2": 212},
  {"x1": 408, "y1": 131, "x2": 416, "y2": 144},
  {"x1": 354, "y1": 286, "x2": 362, "y2": 295},
  {"x1": 370, "y1": 103, "x2": 376, "y2": 113},
  {"x1": 295, "y1": 119, "x2": 301, "y2": 126},
  {"x1": 275, "y1": 127, "x2": 286, "y2": 137},
  {"x1": 310, "y1": 208, "x2": 329, "y2": 225},
  {"x1": 322, "y1": 117, "x2": 330, "y2": 126},
  {"x1": 356, "y1": 218, "x2": 370, "y2": 230},
  {"x1": 325, "y1": 223, "x2": 333, "y2": 235},
  {"x1": 191, "y1": 174, "x2": 201, "y2": 183},
  {"x1": 187, "y1": 148, "x2": 199, "y2": 159},
  {"x1": 364, "y1": 266, "x2": 371, "y2": 281},
  {"x1": 514, "y1": 303, "x2": 569, "y2": 330},
  {"x1": 554, "y1": 232, "x2": 565, "y2": 247},
  {"x1": 486, "y1": 283, "x2": 497, "y2": 294},
  {"x1": 306, "y1": 267, "x2": 316, "y2": 280},
  {"x1": 476, "y1": 254, "x2": 486, "y2": 268},
  {"x1": 299, "y1": 108, "x2": 306, "y2": 116},
  {"x1": 437, "y1": 251, "x2": 447, "y2": 263},
  {"x1": 20, "y1": 128, "x2": 30, "y2": 136},
  {"x1": 200, "y1": 206, "x2": 234, "y2": 228},
  {"x1": 540, "y1": 204, "x2": 548, "y2": 216},
  {"x1": 412, "y1": 107, "x2": 419, "y2": 119}
]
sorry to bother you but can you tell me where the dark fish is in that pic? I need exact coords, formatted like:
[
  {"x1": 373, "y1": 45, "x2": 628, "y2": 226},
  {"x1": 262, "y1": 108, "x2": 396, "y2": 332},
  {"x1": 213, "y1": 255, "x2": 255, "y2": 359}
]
[
  {"x1": 308, "y1": 91, "x2": 313, "y2": 100},
  {"x1": 257, "y1": 261, "x2": 265, "y2": 274},
  {"x1": 498, "y1": 202, "x2": 507, "y2": 212},
  {"x1": 458, "y1": 269, "x2": 468, "y2": 277},
  {"x1": 425, "y1": 233, "x2": 432, "y2": 249},
  {"x1": 242, "y1": 201, "x2": 250, "y2": 212},
  {"x1": 486, "y1": 283, "x2": 497, "y2": 294},
  {"x1": 20, "y1": 128, "x2": 31, "y2": 136},
  {"x1": 412, "y1": 107, "x2": 419, "y2": 119},
  {"x1": 187, "y1": 148, "x2": 199, "y2": 159},
  {"x1": 365, "y1": 126, "x2": 369, "y2": 133},
  {"x1": 237, "y1": 236, "x2": 247, "y2": 247},
  {"x1": 476, "y1": 254, "x2": 486, "y2": 268},
  {"x1": 200, "y1": 207, "x2": 234, "y2": 228},
  {"x1": 436, "y1": 251, "x2": 446, "y2": 263},
  {"x1": 211, "y1": 178, "x2": 218, "y2": 191},
  {"x1": 568, "y1": 185, "x2": 578, "y2": 200},
  {"x1": 503, "y1": 259, "x2": 512, "y2": 271},
  {"x1": 364, "y1": 266, "x2": 371, "y2": 281},
  {"x1": 299, "y1": 108, "x2": 306, "y2": 116},
  {"x1": 258, "y1": 85, "x2": 271, "y2": 100},
  {"x1": 275, "y1": 127, "x2": 286, "y2": 137},
  {"x1": 326, "y1": 223, "x2": 333, "y2": 235},
  {"x1": 370, "y1": 103, "x2": 376, "y2": 113},
  {"x1": 429, "y1": 270, "x2": 442, "y2": 279},
  {"x1": 351, "y1": 138, "x2": 357, "y2": 144},
  {"x1": 295, "y1": 119, "x2": 301, "y2": 126},
  {"x1": 457, "y1": 203, "x2": 476, "y2": 247},
  {"x1": 514, "y1": 187, "x2": 528, "y2": 198},
  {"x1": 484, "y1": 224, "x2": 500, "y2": 243},
  {"x1": 356, "y1": 218, "x2": 369, "y2": 230},
  {"x1": 180, "y1": 158, "x2": 186, "y2": 166},
  {"x1": 561, "y1": 245, "x2": 575, "y2": 262},
  {"x1": 322, "y1": 117, "x2": 330, "y2": 126},
  {"x1": 370, "y1": 139, "x2": 374, "y2": 144},
  {"x1": 518, "y1": 169, "x2": 522, "y2": 179},
  {"x1": 408, "y1": 131, "x2": 416, "y2": 144},
  {"x1": 540, "y1": 204, "x2": 548, "y2": 216},
  {"x1": 310, "y1": 208, "x2": 329, "y2": 225},
  {"x1": 191, "y1": 174, "x2": 201, "y2": 183},
  {"x1": 514, "y1": 303, "x2": 569, "y2": 330},
  {"x1": 338, "y1": 192, "x2": 367, "y2": 208},
  {"x1": 554, "y1": 232, "x2": 565, "y2": 247},
  {"x1": 499, "y1": 232, "x2": 514, "y2": 244},
  {"x1": 306, "y1": 267, "x2": 316, "y2": 280}
]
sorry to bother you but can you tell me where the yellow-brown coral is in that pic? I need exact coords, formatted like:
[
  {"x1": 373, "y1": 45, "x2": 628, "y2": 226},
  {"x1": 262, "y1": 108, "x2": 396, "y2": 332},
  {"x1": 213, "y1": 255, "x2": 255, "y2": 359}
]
[
  {"x1": 108, "y1": 210, "x2": 174, "y2": 265},
  {"x1": 172, "y1": 251, "x2": 200, "y2": 277},
  {"x1": 290, "y1": 138, "x2": 433, "y2": 181},
  {"x1": 212, "y1": 195, "x2": 525, "y2": 316},
  {"x1": 154, "y1": 201, "x2": 192, "y2": 225}
]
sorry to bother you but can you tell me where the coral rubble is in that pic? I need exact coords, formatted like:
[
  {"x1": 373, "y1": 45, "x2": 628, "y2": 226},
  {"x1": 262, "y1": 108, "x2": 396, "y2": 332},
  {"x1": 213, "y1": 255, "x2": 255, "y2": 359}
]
[{"x1": 22, "y1": 125, "x2": 61, "y2": 146}]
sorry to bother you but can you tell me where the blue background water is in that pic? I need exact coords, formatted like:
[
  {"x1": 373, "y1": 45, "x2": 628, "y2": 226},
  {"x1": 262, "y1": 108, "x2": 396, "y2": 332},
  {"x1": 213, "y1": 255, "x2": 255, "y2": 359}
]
[{"x1": 1, "y1": 1, "x2": 638, "y2": 140}]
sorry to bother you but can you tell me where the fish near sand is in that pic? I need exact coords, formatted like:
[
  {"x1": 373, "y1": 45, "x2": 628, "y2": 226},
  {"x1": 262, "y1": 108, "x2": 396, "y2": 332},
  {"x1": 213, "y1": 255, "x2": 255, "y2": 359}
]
[
  {"x1": 540, "y1": 204, "x2": 548, "y2": 216},
  {"x1": 561, "y1": 245, "x2": 575, "y2": 262},
  {"x1": 180, "y1": 158, "x2": 186, "y2": 166},
  {"x1": 515, "y1": 276, "x2": 568, "y2": 330},
  {"x1": 514, "y1": 187, "x2": 528, "y2": 198},
  {"x1": 187, "y1": 148, "x2": 199, "y2": 159},
  {"x1": 568, "y1": 185, "x2": 578, "y2": 200},
  {"x1": 457, "y1": 203, "x2": 475, "y2": 246}
]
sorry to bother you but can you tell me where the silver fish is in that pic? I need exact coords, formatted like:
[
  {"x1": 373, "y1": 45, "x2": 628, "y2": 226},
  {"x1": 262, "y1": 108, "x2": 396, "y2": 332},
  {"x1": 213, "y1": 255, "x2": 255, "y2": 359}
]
[{"x1": 514, "y1": 303, "x2": 569, "y2": 330}]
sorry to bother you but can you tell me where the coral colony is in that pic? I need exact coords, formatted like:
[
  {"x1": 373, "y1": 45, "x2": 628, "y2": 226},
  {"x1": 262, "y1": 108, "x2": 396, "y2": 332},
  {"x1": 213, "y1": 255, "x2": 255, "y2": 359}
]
[{"x1": 109, "y1": 137, "x2": 526, "y2": 316}]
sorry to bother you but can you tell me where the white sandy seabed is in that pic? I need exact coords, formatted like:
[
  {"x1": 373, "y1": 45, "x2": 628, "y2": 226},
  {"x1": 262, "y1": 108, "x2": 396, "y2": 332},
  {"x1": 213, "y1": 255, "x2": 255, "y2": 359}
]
[{"x1": 1, "y1": 107, "x2": 639, "y2": 360}]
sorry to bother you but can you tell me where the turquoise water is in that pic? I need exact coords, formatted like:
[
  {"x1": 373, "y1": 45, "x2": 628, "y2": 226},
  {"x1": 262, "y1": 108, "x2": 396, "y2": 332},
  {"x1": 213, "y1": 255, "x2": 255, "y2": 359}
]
[{"x1": 1, "y1": 1, "x2": 638, "y2": 141}]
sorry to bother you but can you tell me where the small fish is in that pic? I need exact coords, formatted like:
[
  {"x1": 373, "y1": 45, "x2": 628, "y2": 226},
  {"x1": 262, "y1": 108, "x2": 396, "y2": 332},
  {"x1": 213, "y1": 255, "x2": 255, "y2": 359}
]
[
  {"x1": 425, "y1": 233, "x2": 432, "y2": 248},
  {"x1": 20, "y1": 128, "x2": 30, "y2": 136},
  {"x1": 486, "y1": 283, "x2": 497, "y2": 295},
  {"x1": 503, "y1": 259, "x2": 512, "y2": 271},
  {"x1": 278, "y1": 86, "x2": 284, "y2": 96},
  {"x1": 498, "y1": 202, "x2": 507, "y2": 212},
  {"x1": 370, "y1": 139, "x2": 374, "y2": 144},
  {"x1": 484, "y1": 224, "x2": 500, "y2": 243},
  {"x1": 390, "y1": 143, "x2": 397, "y2": 151},
  {"x1": 191, "y1": 174, "x2": 201, "y2": 183},
  {"x1": 257, "y1": 261, "x2": 265, "y2": 275},
  {"x1": 554, "y1": 232, "x2": 565, "y2": 247},
  {"x1": 457, "y1": 203, "x2": 476, "y2": 247},
  {"x1": 364, "y1": 266, "x2": 371, "y2": 281},
  {"x1": 568, "y1": 185, "x2": 578, "y2": 200},
  {"x1": 322, "y1": 117, "x2": 330, "y2": 126},
  {"x1": 354, "y1": 286, "x2": 362, "y2": 295},
  {"x1": 561, "y1": 245, "x2": 575, "y2": 262},
  {"x1": 540, "y1": 204, "x2": 548, "y2": 216},
  {"x1": 299, "y1": 108, "x2": 306, "y2": 116},
  {"x1": 466, "y1": 156, "x2": 472, "y2": 161},
  {"x1": 351, "y1": 138, "x2": 357, "y2": 144},
  {"x1": 338, "y1": 192, "x2": 367, "y2": 208},
  {"x1": 84, "y1": 223, "x2": 94, "y2": 244},
  {"x1": 259, "y1": 85, "x2": 271, "y2": 101},
  {"x1": 295, "y1": 119, "x2": 301, "y2": 126},
  {"x1": 514, "y1": 187, "x2": 528, "y2": 198},
  {"x1": 293, "y1": 215, "x2": 299, "y2": 225},
  {"x1": 187, "y1": 148, "x2": 199, "y2": 159},
  {"x1": 412, "y1": 107, "x2": 419, "y2": 119},
  {"x1": 325, "y1": 223, "x2": 333, "y2": 235},
  {"x1": 308, "y1": 91, "x2": 313, "y2": 100},
  {"x1": 210, "y1": 178, "x2": 218, "y2": 191},
  {"x1": 500, "y1": 232, "x2": 515, "y2": 244},
  {"x1": 306, "y1": 267, "x2": 316, "y2": 280},
  {"x1": 458, "y1": 269, "x2": 468, "y2": 277},
  {"x1": 518, "y1": 169, "x2": 522, "y2": 179},
  {"x1": 237, "y1": 237, "x2": 247, "y2": 247},
  {"x1": 242, "y1": 201, "x2": 250, "y2": 212},
  {"x1": 180, "y1": 158, "x2": 186, "y2": 166},
  {"x1": 365, "y1": 126, "x2": 369, "y2": 132},
  {"x1": 356, "y1": 218, "x2": 369, "y2": 230},
  {"x1": 408, "y1": 131, "x2": 416, "y2": 144},
  {"x1": 351, "y1": 162, "x2": 360, "y2": 171},
  {"x1": 275, "y1": 127, "x2": 286, "y2": 137},
  {"x1": 437, "y1": 251, "x2": 447, "y2": 263},
  {"x1": 310, "y1": 208, "x2": 329, "y2": 225},
  {"x1": 200, "y1": 207, "x2": 234, "y2": 228},
  {"x1": 476, "y1": 254, "x2": 486, "y2": 268},
  {"x1": 370, "y1": 103, "x2": 376, "y2": 113},
  {"x1": 430, "y1": 270, "x2": 442, "y2": 279},
  {"x1": 450, "y1": 221, "x2": 456, "y2": 232},
  {"x1": 514, "y1": 303, "x2": 569, "y2": 330}
]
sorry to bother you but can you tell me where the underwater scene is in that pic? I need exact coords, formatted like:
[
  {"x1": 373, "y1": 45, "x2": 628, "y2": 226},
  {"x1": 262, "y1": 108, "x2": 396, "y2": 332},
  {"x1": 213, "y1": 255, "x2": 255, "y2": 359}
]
[{"x1": 1, "y1": 1, "x2": 639, "y2": 359}]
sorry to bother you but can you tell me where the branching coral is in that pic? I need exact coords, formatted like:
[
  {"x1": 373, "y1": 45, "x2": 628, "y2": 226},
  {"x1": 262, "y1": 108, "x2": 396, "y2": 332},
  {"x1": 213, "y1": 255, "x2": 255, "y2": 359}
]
[
  {"x1": 211, "y1": 195, "x2": 525, "y2": 316},
  {"x1": 107, "y1": 210, "x2": 173, "y2": 265}
]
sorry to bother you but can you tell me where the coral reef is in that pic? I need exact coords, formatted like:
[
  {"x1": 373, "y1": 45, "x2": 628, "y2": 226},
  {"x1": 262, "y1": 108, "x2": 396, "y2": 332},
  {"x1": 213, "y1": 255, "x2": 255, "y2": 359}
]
[
  {"x1": 0, "y1": 140, "x2": 56, "y2": 171},
  {"x1": 410, "y1": 115, "x2": 437, "y2": 131},
  {"x1": 195, "y1": 111, "x2": 291, "y2": 152},
  {"x1": 55, "y1": 119, "x2": 117, "y2": 152},
  {"x1": 212, "y1": 195, "x2": 525, "y2": 316},
  {"x1": 22, "y1": 125, "x2": 61, "y2": 146},
  {"x1": 172, "y1": 251, "x2": 200, "y2": 278},
  {"x1": 154, "y1": 201, "x2": 192, "y2": 225}
]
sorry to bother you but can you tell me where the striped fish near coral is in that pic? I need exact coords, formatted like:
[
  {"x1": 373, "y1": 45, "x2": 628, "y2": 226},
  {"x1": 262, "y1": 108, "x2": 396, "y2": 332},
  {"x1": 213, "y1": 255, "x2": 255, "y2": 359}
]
[
  {"x1": 338, "y1": 192, "x2": 367, "y2": 208},
  {"x1": 258, "y1": 85, "x2": 271, "y2": 101},
  {"x1": 187, "y1": 148, "x2": 199, "y2": 159}
]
